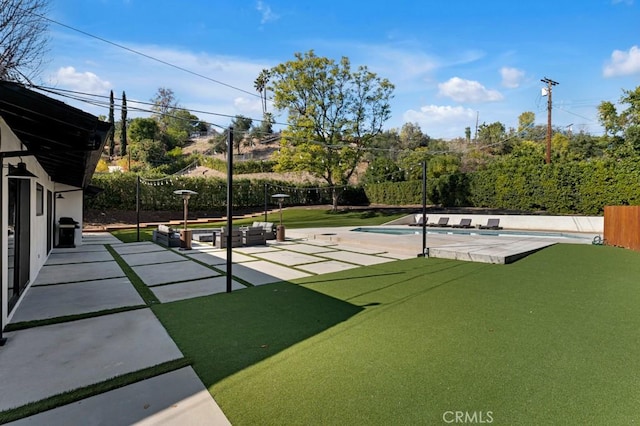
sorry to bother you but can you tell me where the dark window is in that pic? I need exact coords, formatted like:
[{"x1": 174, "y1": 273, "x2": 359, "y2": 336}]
[{"x1": 36, "y1": 183, "x2": 44, "y2": 216}]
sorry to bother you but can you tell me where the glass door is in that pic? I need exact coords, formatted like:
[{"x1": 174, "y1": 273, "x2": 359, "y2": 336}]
[{"x1": 7, "y1": 178, "x2": 31, "y2": 312}]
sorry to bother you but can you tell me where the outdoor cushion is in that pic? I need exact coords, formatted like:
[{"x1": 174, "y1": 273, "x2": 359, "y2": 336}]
[{"x1": 157, "y1": 224, "x2": 174, "y2": 234}]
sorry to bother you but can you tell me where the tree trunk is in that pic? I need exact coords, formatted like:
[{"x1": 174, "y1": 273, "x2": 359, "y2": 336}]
[{"x1": 331, "y1": 187, "x2": 340, "y2": 211}]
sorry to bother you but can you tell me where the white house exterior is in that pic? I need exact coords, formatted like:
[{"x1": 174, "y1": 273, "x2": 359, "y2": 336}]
[{"x1": 1, "y1": 81, "x2": 111, "y2": 339}]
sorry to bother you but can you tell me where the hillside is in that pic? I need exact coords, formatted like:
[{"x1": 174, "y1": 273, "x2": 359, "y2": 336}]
[{"x1": 179, "y1": 137, "x2": 366, "y2": 184}]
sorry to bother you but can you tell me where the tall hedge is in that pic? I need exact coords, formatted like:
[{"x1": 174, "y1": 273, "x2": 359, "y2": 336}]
[
  {"x1": 468, "y1": 157, "x2": 640, "y2": 215},
  {"x1": 85, "y1": 173, "x2": 366, "y2": 211},
  {"x1": 87, "y1": 156, "x2": 640, "y2": 215}
]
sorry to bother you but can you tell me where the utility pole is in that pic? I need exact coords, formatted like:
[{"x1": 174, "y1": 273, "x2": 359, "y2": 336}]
[
  {"x1": 474, "y1": 111, "x2": 479, "y2": 143},
  {"x1": 541, "y1": 77, "x2": 559, "y2": 164}
]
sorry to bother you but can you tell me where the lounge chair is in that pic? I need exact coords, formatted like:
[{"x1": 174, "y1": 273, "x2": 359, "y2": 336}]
[
  {"x1": 408, "y1": 216, "x2": 427, "y2": 226},
  {"x1": 452, "y1": 218, "x2": 473, "y2": 228},
  {"x1": 478, "y1": 218, "x2": 502, "y2": 230},
  {"x1": 427, "y1": 217, "x2": 450, "y2": 227}
]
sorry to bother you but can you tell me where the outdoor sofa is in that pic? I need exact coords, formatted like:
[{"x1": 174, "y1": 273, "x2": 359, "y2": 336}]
[
  {"x1": 241, "y1": 226, "x2": 267, "y2": 246},
  {"x1": 213, "y1": 227, "x2": 243, "y2": 248},
  {"x1": 251, "y1": 221, "x2": 276, "y2": 240},
  {"x1": 152, "y1": 224, "x2": 180, "y2": 247}
]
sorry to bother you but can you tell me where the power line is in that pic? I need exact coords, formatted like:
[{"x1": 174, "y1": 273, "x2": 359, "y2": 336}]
[
  {"x1": 31, "y1": 12, "x2": 262, "y2": 100},
  {"x1": 31, "y1": 84, "x2": 283, "y2": 130}
]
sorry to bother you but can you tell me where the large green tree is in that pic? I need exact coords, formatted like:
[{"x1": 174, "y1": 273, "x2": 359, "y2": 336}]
[
  {"x1": 150, "y1": 87, "x2": 177, "y2": 131},
  {"x1": 128, "y1": 117, "x2": 159, "y2": 142},
  {"x1": 598, "y1": 86, "x2": 640, "y2": 153},
  {"x1": 268, "y1": 50, "x2": 394, "y2": 209},
  {"x1": 399, "y1": 122, "x2": 429, "y2": 150},
  {"x1": 477, "y1": 121, "x2": 507, "y2": 154}
]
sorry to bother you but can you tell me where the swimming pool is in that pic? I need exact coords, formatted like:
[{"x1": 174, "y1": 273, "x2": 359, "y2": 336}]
[{"x1": 351, "y1": 227, "x2": 594, "y2": 241}]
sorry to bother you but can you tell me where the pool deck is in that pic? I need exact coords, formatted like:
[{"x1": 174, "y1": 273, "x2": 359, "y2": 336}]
[{"x1": 286, "y1": 225, "x2": 596, "y2": 264}]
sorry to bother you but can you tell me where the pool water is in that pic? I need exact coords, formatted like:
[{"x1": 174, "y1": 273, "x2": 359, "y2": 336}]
[{"x1": 351, "y1": 227, "x2": 593, "y2": 241}]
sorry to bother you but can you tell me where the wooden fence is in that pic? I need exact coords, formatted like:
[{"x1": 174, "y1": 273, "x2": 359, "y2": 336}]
[{"x1": 604, "y1": 206, "x2": 640, "y2": 251}]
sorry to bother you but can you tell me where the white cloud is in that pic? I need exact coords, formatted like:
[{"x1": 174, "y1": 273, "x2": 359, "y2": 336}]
[
  {"x1": 233, "y1": 96, "x2": 263, "y2": 114},
  {"x1": 603, "y1": 45, "x2": 640, "y2": 77},
  {"x1": 403, "y1": 105, "x2": 476, "y2": 138},
  {"x1": 500, "y1": 67, "x2": 525, "y2": 88},
  {"x1": 43, "y1": 34, "x2": 275, "y2": 124},
  {"x1": 256, "y1": 1, "x2": 279, "y2": 24},
  {"x1": 48, "y1": 66, "x2": 111, "y2": 94},
  {"x1": 438, "y1": 77, "x2": 503, "y2": 103}
]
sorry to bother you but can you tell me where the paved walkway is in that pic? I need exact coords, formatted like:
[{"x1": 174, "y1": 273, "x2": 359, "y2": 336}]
[{"x1": 0, "y1": 226, "x2": 593, "y2": 424}]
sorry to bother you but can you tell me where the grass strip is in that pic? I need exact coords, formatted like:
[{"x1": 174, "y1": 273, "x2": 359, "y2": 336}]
[
  {"x1": 106, "y1": 245, "x2": 160, "y2": 305},
  {"x1": 3, "y1": 305, "x2": 146, "y2": 332},
  {"x1": 0, "y1": 358, "x2": 190, "y2": 424}
]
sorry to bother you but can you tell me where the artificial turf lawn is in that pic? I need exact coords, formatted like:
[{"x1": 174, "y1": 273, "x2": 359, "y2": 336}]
[{"x1": 152, "y1": 244, "x2": 640, "y2": 425}]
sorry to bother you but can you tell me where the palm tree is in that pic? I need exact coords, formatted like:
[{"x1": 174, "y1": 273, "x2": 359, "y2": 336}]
[{"x1": 254, "y1": 69, "x2": 270, "y2": 115}]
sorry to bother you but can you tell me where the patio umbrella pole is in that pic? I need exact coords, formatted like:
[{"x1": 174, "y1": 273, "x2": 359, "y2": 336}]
[
  {"x1": 136, "y1": 175, "x2": 140, "y2": 242},
  {"x1": 419, "y1": 160, "x2": 428, "y2": 257},
  {"x1": 226, "y1": 127, "x2": 233, "y2": 293}
]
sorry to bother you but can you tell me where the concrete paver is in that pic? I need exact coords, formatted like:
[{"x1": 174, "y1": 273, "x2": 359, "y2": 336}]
[
  {"x1": 133, "y1": 260, "x2": 221, "y2": 286},
  {"x1": 277, "y1": 243, "x2": 337, "y2": 254},
  {"x1": 295, "y1": 260, "x2": 361, "y2": 274},
  {"x1": 45, "y1": 250, "x2": 114, "y2": 265},
  {"x1": 329, "y1": 245, "x2": 388, "y2": 255},
  {"x1": 0, "y1": 309, "x2": 183, "y2": 412},
  {"x1": 50, "y1": 244, "x2": 107, "y2": 254},
  {"x1": 112, "y1": 242, "x2": 167, "y2": 255},
  {"x1": 33, "y1": 261, "x2": 125, "y2": 285},
  {"x1": 81, "y1": 233, "x2": 123, "y2": 245},
  {"x1": 253, "y1": 250, "x2": 323, "y2": 266},
  {"x1": 120, "y1": 250, "x2": 187, "y2": 266},
  {"x1": 9, "y1": 278, "x2": 144, "y2": 323},
  {"x1": 152, "y1": 277, "x2": 246, "y2": 303},
  {"x1": 234, "y1": 245, "x2": 281, "y2": 254},
  {"x1": 217, "y1": 260, "x2": 311, "y2": 285},
  {"x1": 319, "y1": 250, "x2": 397, "y2": 266},
  {"x1": 187, "y1": 250, "x2": 258, "y2": 265},
  {"x1": 7, "y1": 367, "x2": 230, "y2": 426}
]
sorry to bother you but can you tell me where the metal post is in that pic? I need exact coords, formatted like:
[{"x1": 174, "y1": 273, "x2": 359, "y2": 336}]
[
  {"x1": 226, "y1": 127, "x2": 233, "y2": 293},
  {"x1": 419, "y1": 161, "x2": 428, "y2": 257},
  {"x1": 136, "y1": 175, "x2": 140, "y2": 242},
  {"x1": 264, "y1": 182, "x2": 268, "y2": 223},
  {"x1": 183, "y1": 197, "x2": 188, "y2": 230}
]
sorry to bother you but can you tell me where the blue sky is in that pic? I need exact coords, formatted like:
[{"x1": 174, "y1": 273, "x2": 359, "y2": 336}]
[{"x1": 41, "y1": 0, "x2": 640, "y2": 139}]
